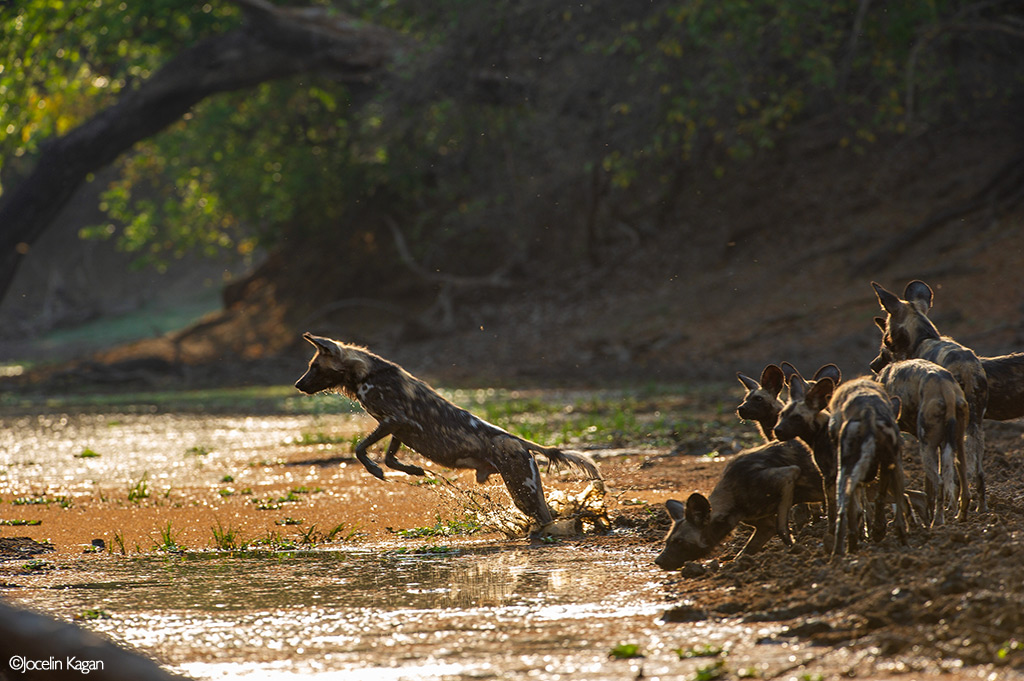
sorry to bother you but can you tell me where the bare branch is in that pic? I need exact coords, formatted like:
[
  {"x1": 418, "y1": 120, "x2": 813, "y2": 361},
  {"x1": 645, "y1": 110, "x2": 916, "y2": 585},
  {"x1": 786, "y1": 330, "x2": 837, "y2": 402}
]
[{"x1": 384, "y1": 216, "x2": 513, "y2": 288}]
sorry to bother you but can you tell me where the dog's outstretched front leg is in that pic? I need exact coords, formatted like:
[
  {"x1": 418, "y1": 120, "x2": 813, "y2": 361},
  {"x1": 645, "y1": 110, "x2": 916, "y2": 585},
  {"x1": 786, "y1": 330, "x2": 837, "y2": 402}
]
[
  {"x1": 354, "y1": 424, "x2": 393, "y2": 480},
  {"x1": 383, "y1": 436, "x2": 425, "y2": 476}
]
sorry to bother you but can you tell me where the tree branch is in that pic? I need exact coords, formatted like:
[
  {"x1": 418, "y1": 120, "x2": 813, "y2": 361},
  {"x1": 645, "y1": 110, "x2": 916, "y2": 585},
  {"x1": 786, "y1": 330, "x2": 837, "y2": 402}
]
[{"x1": 0, "y1": 0, "x2": 404, "y2": 304}]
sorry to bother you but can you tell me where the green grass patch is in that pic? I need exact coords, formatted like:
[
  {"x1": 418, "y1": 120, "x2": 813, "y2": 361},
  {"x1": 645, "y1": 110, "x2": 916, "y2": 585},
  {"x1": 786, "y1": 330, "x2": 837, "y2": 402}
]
[
  {"x1": 0, "y1": 519, "x2": 41, "y2": 526},
  {"x1": 12, "y1": 494, "x2": 72, "y2": 509},
  {"x1": 390, "y1": 514, "x2": 482, "y2": 539},
  {"x1": 153, "y1": 521, "x2": 183, "y2": 552},
  {"x1": 127, "y1": 475, "x2": 150, "y2": 503},
  {"x1": 74, "y1": 609, "x2": 112, "y2": 621},
  {"x1": 675, "y1": 644, "x2": 724, "y2": 659},
  {"x1": 608, "y1": 643, "x2": 644, "y2": 659}
]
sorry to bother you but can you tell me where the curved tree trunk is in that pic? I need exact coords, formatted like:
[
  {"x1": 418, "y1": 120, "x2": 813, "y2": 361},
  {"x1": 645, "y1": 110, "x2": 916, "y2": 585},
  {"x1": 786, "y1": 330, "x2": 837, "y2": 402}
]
[{"x1": 0, "y1": 0, "x2": 403, "y2": 304}]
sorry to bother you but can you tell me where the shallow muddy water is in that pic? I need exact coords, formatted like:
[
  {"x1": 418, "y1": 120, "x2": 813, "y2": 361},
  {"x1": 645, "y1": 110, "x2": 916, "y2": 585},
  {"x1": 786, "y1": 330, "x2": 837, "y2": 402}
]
[
  {"x1": 8, "y1": 543, "x2": 824, "y2": 681},
  {"x1": 0, "y1": 402, "x2": 825, "y2": 680},
  {"x1": 3, "y1": 399, "x2": 1013, "y2": 680}
]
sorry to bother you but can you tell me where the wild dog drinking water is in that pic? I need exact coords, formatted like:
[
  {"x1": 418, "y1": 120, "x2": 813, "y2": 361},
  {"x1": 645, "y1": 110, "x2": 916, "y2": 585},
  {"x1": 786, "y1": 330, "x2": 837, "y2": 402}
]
[
  {"x1": 655, "y1": 439, "x2": 823, "y2": 570},
  {"x1": 827, "y1": 377, "x2": 910, "y2": 559},
  {"x1": 872, "y1": 352, "x2": 969, "y2": 525},
  {"x1": 736, "y1": 364, "x2": 786, "y2": 442},
  {"x1": 294, "y1": 333, "x2": 601, "y2": 533},
  {"x1": 871, "y1": 280, "x2": 988, "y2": 513}
]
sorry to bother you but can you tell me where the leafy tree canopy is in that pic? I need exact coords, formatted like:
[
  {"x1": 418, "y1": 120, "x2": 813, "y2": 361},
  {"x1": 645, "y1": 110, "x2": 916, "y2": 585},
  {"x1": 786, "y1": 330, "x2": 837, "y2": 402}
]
[{"x1": 2, "y1": 0, "x2": 1020, "y2": 280}]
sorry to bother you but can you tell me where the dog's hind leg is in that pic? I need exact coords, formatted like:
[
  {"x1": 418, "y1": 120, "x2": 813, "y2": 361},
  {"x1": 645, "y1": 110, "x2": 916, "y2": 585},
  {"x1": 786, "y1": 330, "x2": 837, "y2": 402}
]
[
  {"x1": 383, "y1": 436, "x2": 425, "y2": 476},
  {"x1": 353, "y1": 423, "x2": 393, "y2": 480},
  {"x1": 492, "y1": 446, "x2": 553, "y2": 529}
]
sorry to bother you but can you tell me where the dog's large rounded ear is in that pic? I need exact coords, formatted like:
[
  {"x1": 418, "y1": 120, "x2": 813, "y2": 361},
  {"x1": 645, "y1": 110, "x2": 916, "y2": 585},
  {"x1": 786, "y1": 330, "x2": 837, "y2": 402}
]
[
  {"x1": 737, "y1": 372, "x2": 759, "y2": 391},
  {"x1": 303, "y1": 332, "x2": 340, "y2": 356},
  {"x1": 873, "y1": 317, "x2": 887, "y2": 334},
  {"x1": 806, "y1": 377, "x2": 835, "y2": 411},
  {"x1": 904, "y1": 280, "x2": 933, "y2": 313},
  {"x1": 872, "y1": 281, "x2": 903, "y2": 316},
  {"x1": 665, "y1": 498, "x2": 687, "y2": 522},
  {"x1": 760, "y1": 364, "x2": 785, "y2": 396},
  {"x1": 786, "y1": 370, "x2": 808, "y2": 401},
  {"x1": 889, "y1": 395, "x2": 902, "y2": 421},
  {"x1": 813, "y1": 364, "x2": 841, "y2": 385},
  {"x1": 684, "y1": 493, "x2": 712, "y2": 528}
]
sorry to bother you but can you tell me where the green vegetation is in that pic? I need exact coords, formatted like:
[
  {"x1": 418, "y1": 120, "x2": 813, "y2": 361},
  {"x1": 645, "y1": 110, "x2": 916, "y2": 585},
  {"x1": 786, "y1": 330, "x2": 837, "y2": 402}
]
[
  {"x1": 75, "y1": 448, "x2": 101, "y2": 458},
  {"x1": 210, "y1": 520, "x2": 244, "y2": 551},
  {"x1": 694, "y1": 659, "x2": 728, "y2": 681},
  {"x1": 0, "y1": 519, "x2": 41, "y2": 526},
  {"x1": 998, "y1": 639, "x2": 1023, "y2": 661},
  {"x1": 390, "y1": 514, "x2": 482, "y2": 539},
  {"x1": 608, "y1": 643, "x2": 644, "y2": 659},
  {"x1": 127, "y1": 475, "x2": 150, "y2": 503},
  {"x1": 3, "y1": 0, "x2": 1014, "y2": 289},
  {"x1": 153, "y1": 521, "x2": 183, "y2": 552},
  {"x1": 12, "y1": 494, "x2": 72, "y2": 509},
  {"x1": 675, "y1": 644, "x2": 724, "y2": 659},
  {"x1": 74, "y1": 609, "x2": 112, "y2": 621},
  {"x1": 386, "y1": 545, "x2": 459, "y2": 556}
]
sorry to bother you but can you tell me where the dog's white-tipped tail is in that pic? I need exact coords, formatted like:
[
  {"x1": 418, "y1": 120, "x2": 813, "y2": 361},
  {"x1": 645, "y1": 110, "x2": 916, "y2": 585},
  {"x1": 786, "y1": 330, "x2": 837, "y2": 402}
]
[{"x1": 538, "y1": 447, "x2": 602, "y2": 480}]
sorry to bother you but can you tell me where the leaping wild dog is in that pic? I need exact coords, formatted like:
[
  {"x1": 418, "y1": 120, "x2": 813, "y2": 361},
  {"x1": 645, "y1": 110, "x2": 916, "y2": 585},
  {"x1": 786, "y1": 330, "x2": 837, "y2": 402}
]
[
  {"x1": 871, "y1": 280, "x2": 989, "y2": 513},
  {"x1": 736, "y1": 364, "x2": 786, "y2": 442},
  {"x1": 655, "y1": 439, "x2": 824, "y2": 571},
  {"x1": 872, "y1": 351, "x2": 969, "y2": 525},
  {"x1": 980, "y1": 352, "x2": 1024, "y2": 421},
  {"x1": 293, "y1": 333, "x2": 602, "y2": 534},
  {"x1": 773, "y1": 364, "x2": 841, "y2": 532},
  {"x1": 827, "y1": 377, "x2": 911, "y2": 559}
]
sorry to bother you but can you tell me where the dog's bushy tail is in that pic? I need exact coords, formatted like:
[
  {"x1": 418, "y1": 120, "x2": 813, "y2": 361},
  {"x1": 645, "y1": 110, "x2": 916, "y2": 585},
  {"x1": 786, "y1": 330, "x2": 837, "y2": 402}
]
[{"x1": 531, "y1": 445, "x2": 602, "y2": 480}]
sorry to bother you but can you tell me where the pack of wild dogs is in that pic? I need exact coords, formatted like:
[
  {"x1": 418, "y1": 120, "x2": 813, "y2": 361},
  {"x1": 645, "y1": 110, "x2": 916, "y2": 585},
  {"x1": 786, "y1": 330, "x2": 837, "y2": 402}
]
[
  {"x1": 656, "y1": 279, "x2": 1024, "y2": 570},
  {"x1": 294, "y1": 279, "x2": 1024, "y2": 569}
]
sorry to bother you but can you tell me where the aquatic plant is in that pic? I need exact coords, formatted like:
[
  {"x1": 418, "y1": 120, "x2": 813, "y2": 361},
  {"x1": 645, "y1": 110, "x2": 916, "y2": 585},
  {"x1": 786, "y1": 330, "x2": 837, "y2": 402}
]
[
  {"x1": 694, "y1": 659, "x2": 728, "y2": 680},
  {"x1": 112, "y1": 531, "x2": 128, "y2": 555},
  {"x1": 608, "y1": 643, "x2": 643, "y2": 659},
  {"x1": 12, "y1": 494, "x2": 72, "y2": 508},
  {"x1": 391, "y1": 513, "x2": 482, "y2": 539},
  {"x1": 74, "y1": 609, "x2": 111, "y2": 621},
  {"x1": 297, "y1": 523, "x2": 361, "y2": 545},
  {"x1": 153, "y1": 522, "x2": 183, "y2": 552},
  {"x1": 210, "y1": 521, "x2": 245, "y2": 551},
  {"x1": 127, "y1": 475, "x2": 150, "y2": 503},
  {"x1": 675, "y1": 644, "x2": 724, "y2": 659}
]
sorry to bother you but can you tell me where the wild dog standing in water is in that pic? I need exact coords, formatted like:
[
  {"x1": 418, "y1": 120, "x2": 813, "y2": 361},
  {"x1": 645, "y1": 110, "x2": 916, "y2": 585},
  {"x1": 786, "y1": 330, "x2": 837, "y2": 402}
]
[
  {"x1": 827, "y1": 377, "x2": 910, "y2": 559},
  {"x1": 736, "y1": 364, "x2": 786, "y2": 442},
  {"x1": 871, "y1": 280, "x2": 988, "y2": 513},
  {"x1": 872, "y1": 352, "x2": 969, "y2": 525},
  {"x1": 774, "y1": 366, "x2": 840, "y2": 532},
  {"x1": 980, "y1": 352, "x2": 1024, "y2": 421},
  {"x1": 655, "y1": 439, "x2": 823, "y2": 570},
  {"x1": 294, "y1": 333, "x2": 601, "y2": 533}
]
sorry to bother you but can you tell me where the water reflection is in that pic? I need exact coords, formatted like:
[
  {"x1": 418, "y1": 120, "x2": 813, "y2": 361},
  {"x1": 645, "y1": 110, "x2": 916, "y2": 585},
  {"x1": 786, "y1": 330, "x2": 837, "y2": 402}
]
[{"x1": 56, "y1": 546, "x2": 632, "y2": 613}]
